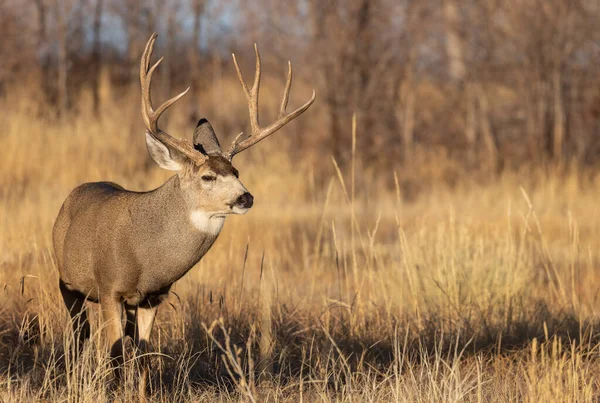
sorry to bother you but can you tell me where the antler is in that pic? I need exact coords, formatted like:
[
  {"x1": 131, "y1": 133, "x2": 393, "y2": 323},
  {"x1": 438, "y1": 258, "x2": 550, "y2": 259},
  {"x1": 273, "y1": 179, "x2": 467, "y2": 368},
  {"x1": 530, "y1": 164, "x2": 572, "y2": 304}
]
[
  {"x1": 140, "y1": 33, "x2": 206, "y2": 165},
  {"x1": 226, "y1": 44, "x2": 316, "y2": 160}
]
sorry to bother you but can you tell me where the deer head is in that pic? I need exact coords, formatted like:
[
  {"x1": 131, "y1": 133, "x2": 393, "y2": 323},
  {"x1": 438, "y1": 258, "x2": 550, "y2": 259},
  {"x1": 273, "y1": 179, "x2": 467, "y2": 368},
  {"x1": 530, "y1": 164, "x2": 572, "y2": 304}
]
[{"x1": 139, "y1": 33, "x2": 315, "y2": 222}]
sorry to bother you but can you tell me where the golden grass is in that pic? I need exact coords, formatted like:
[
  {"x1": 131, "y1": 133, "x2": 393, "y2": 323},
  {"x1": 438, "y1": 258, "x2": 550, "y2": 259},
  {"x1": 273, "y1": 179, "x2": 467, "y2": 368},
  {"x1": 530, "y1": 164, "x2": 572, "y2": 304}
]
[{"x1": 1, "y1": 87, "x2": 600, "y2": 402}]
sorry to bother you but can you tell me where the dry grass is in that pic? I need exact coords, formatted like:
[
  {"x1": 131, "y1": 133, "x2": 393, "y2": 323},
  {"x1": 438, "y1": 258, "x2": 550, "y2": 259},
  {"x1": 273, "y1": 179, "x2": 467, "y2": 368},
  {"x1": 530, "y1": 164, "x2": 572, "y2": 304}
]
[{"x1": 1, "y1": 87, "x2": 600, "y2": 402}]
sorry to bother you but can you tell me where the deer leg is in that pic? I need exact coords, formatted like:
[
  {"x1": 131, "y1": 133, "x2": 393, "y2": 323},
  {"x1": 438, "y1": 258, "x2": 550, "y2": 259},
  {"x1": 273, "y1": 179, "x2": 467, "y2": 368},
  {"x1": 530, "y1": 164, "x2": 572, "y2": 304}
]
[
  {"x1": 124, "y1": 306, "x2": 137, "y2": 341},
  {"x1": 59, "y1": 281, "x2": 90, "y2": 362},
  {"x1": 101, "y1": 294, "x2": 125, "y2": 375},
  {"x1": 136, "y1": 304, "x2": 158, "y2": 400},
  {"x1": 135, "y1": 304, "x2": 157, "y2": 346}
]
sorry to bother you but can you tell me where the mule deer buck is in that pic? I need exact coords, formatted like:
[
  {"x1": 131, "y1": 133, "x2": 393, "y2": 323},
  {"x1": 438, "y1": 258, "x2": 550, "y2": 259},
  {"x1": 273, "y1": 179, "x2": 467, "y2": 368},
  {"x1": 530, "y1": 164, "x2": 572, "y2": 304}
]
[{"x1": 53, "y1": 33, "x2": 314, "y2": 390}]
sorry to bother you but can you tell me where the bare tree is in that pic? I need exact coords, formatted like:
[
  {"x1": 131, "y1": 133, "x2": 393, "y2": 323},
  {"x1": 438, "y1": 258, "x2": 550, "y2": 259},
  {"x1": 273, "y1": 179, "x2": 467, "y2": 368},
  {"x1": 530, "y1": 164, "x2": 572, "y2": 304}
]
[
  {"x1": 443, "y1": 0, "x2": 465, "y2": 82},
  {"x1": 3, "y1": 0, "x2": 600, "y2": 171},
  {"x1": 91, "y1": 0, "x2": 103, "y2": 112},
  {"x1": 189, "y1": 0, "x2": 207, "y2": 119},
  {"x1": 33, "y1": 0, "x2": 52, "y2": 102},
  {"x1": 56, "y1": 0, "x2": 70, "y2": 115},
  {"x1": 301, "y1": 0, "x2": 405, "y2": 165}
]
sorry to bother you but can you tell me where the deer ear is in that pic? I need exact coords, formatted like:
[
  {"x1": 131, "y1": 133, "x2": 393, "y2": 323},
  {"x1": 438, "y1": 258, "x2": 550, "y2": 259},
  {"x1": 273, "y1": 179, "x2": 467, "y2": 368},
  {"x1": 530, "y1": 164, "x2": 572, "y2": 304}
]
[
  {"x1": 145, "y1": 132, "x2": 188, "y2": 171},
  {"x1": 193, "y1": 118, "x2": 221, "y2": 155}
]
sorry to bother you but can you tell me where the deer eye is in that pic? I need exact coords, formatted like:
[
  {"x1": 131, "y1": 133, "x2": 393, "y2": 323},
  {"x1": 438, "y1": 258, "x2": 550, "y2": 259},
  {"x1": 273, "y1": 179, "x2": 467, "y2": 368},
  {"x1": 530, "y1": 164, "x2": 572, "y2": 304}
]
[{"x1": 201, "y1": 175, "x2": 216, "y2": 182}]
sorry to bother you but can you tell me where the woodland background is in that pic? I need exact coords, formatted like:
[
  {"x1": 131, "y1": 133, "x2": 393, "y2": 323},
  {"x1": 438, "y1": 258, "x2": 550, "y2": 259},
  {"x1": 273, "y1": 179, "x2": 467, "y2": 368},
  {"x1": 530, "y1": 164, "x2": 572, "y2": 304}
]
[{"x1": 3, "y1": 0, "x2": 600, "y2": 176}]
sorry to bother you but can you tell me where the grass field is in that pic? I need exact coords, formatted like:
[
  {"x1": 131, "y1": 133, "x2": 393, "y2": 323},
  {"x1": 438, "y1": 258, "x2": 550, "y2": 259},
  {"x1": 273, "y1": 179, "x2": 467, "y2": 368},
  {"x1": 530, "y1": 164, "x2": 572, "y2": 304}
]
[{"x1": 1, "y1": 92, "x2": 600, "y2": 402}]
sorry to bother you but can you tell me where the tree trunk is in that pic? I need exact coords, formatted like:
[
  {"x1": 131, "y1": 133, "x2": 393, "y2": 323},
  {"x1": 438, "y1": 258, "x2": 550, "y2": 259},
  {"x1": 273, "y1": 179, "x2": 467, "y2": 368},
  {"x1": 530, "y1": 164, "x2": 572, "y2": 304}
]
[
  {"x1": 399, "y1": 77, "x2": 415, "y2": 162},
  {"x1": 126, "y1": 0, "x2": 141, "y2": 85},
  {"x1": 537, "y1": 81, "x2": 550, "y2": 158},
  {"x1": 475, "y1": 83, "x2": 499, "y2": 172},
  {"x1": 443, "y1": 0, "x2": 465, "y2": 82},
  {"x1": 465, "y1": 83, "x2": 478, "y2": 162},
  {"x1": 34, "y1": 0, "x2": 50, "y2": 101},
  {"x1": 91, "y1": 0, "x2": 103, "y2": 113},
  {"x1": 552, "y1": 69, "x2": 565, "y2": 163},
  {"x1": 161, "y1": 5, "x2": 177, "y2": 128},
  {"x1": 190, "y1": 0, "x2": 205, "y2": 119},
  {"x1": 57, "y1": 0, "x2": 69, "y2": 116}
]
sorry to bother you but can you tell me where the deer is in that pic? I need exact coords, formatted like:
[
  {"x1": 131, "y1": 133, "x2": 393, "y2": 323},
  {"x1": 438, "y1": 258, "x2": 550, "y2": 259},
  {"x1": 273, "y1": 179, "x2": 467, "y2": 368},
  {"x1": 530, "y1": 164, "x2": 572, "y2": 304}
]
[{"x1": 52, "y1": 33, "x2": 315, "y2": 392}]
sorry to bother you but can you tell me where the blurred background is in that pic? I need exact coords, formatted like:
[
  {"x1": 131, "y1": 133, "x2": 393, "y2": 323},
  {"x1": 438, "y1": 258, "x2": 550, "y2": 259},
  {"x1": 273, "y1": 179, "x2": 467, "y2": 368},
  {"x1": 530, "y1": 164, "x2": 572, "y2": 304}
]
[{"x1": 3, "y1": 0, "x2": 600, "y2": 184}]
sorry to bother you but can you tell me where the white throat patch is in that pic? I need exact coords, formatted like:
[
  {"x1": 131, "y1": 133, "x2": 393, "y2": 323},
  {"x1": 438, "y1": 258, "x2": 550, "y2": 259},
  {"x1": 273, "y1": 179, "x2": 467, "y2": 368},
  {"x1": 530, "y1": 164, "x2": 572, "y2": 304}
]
[{"x1": 190, "y1": 210, "x2": 225, "y2": 236}]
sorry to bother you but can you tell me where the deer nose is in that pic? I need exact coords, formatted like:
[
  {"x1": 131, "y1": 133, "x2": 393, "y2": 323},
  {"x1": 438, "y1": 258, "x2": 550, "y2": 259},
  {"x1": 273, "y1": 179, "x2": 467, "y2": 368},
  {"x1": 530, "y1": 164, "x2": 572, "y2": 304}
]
[{"x1": 236, "y1": 192, "x2": 254, "y2": 209}]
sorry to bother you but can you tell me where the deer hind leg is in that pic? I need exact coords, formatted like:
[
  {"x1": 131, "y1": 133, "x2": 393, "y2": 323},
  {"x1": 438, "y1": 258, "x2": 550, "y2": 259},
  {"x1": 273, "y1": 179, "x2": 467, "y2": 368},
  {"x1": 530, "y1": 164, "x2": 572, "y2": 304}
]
[
  {"x1": 124, "y1": 307, "x2": 137, "y2": 341},
  {"x1": 59, "y1": 280, "x2": 90, "y2": 362},
  {"x1": 135, "y1": 303, "x2": 158, "y2": 401}
]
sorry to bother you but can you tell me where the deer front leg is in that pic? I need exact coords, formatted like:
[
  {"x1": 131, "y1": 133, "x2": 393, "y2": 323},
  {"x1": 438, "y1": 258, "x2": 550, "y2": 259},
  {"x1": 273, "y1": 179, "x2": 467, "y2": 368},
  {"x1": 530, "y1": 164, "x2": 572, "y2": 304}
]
[
  {"x1": 136, "y1": 304, "x2": 158, "y2": 400},
  {"x1": 136, "y1": 304, "x2": 157, "y2": 347}
]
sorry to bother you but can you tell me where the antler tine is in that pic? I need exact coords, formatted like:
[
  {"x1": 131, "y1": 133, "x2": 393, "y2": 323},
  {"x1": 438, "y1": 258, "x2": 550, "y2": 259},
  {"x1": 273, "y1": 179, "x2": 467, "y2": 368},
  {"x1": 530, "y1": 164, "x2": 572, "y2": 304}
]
[
  {"x1": 279, "y1": 61, "x2": 292, "y2": 118},
  {"x1": 232, "y1": 44, "x2": 261, "y2": 135},
  {"x1": 227, "y1": 46, "x2": 316, "y2": 160},
  {"x1": 140, "y1": 33, "x2": 190, "y2": 135},
  {"x1": 252, "y1": 44, "x2": 261, "y2": 98},
  {"x1": 140, "y1": 34, "x2": 157, "y2": 132},
  {"x1": 154, "y1": 89, "x2": 189, "y2": 119}
]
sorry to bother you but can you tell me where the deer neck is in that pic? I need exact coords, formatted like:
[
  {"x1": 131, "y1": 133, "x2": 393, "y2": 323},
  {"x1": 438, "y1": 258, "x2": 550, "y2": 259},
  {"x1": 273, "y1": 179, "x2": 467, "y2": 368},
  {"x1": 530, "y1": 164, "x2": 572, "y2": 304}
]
[{"x1": 127, "y1": 175, "x2": 224, "y2": 288}]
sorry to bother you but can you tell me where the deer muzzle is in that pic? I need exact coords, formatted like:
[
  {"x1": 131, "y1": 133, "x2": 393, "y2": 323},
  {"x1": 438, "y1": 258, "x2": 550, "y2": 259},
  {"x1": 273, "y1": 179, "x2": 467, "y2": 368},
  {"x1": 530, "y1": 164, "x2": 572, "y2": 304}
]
[{"x1": 235, "y1": 192, "x2": 254, "y2": 210}]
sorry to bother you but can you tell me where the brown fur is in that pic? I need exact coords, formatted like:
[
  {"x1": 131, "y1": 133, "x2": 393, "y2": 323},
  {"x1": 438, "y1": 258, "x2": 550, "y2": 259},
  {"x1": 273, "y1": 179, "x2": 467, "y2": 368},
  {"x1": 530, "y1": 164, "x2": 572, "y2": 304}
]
[
  {"x1": 196, "y1": 154, "x2": 239, "y2": 177},
  {"x1": 53, "y1": 156, "x2": 245, "y2": 305}
]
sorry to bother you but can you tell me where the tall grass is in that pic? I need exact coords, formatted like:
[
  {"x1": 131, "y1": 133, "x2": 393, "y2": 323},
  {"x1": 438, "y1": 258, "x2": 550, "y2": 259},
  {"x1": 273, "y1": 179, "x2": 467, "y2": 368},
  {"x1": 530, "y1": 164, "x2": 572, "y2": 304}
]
[{"x1": 1, "y1": 87, "x2": 600, "y2": 401}]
